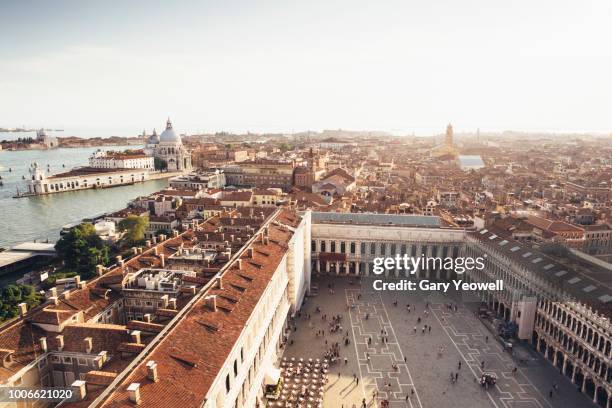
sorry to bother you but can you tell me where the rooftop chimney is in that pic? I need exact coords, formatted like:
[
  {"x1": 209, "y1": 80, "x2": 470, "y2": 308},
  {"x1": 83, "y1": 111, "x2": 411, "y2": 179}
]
[
  {"x1": 146, "y1": 361, "x2": 158, "y2": 382},
  {"x1": 205, "y1": 295, "x2": 217, "y2": 312},
  {"x1": 74, "y1": 275, "x2": 81, "y2": 286},
  {"x1": 237, "y1": 259, "x2": 243, "y2": 270},
  {"x1": 116, "y1": 255, "x2": 122, "y2": 264},
  {"x1": 17, "y1": 302, "x2": 27, "y2": 317},
  {"x1": 78, "y1": 281, "x2": 87, "y2": 289},
  {"x1": 132, "y1": 247, "x2": 138, "y2": 255},
  {"x1": 47, "y1": 287, "x2": 58, "y2": 299},
  {"x1": 151, "y1": 236, "x2": 157, "y2": 244},
  {"x1": 84, "y1": 337, "x2": 93, "y2": 353},
  {"x1": 143, "y1": 313, "x2": 152, "y2": 323},
  {"x1": 153, "y1": 247, "x2": 159, "y2": 256},
  {"x1": 96, "y1": 265, "x2": 105, "y2": 276},
  {"x1": 160, "y1": 253, "x2": 165, "y2": 268},
  {"x1": 63, "y1": 290, "x2": 71, "y2": 300},
  {"x1": 247, "y1": 248, "x2": 254, "y2": 258},
  {"x1": 48, "y1": 296, "x2": 59, "y2": 306},
  {"x1": 39, "y1": 337, "x2": 48, "y2": 352},
  {"x1": 161, "y1": 295, "x2": 169, "y2": 308},
  {"x1": 131, "y1": 331, "x2": 141, "y2": 345},
  {"x1": 56, "y1": 335, "x2": 64, "y2": 351},
  {"x1": 127, "y1": 383, "x2": 141, "y2": 405},
  {"x1": 71, "y1": 380, "x2": 87, "y2": 401},
  {"x1": 168, "y1": 298, "x2": 177, "y2": 310},
  {"x1": 173, "y1": 229, "x2": 179, "y2": 238},
  {"x1": 214, "y1": 276, "x2": 223, "y2": 290}
]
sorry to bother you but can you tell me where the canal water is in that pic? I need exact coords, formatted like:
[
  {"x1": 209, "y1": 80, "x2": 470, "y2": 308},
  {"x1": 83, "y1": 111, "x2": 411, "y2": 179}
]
[{"x1": 0, "y1": 145, "x2": 168, "y2": 248}]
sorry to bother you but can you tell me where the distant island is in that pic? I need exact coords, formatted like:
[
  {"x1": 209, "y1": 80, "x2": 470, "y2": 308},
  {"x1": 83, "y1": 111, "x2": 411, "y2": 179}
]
[{"x1": 0, "y1": 134, "x2": 144, "y2": 151}]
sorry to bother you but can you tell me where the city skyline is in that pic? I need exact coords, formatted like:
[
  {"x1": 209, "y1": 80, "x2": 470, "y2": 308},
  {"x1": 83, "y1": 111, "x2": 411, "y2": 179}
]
[{"x1": 1, "y1": 0, "x2": 612, "y2": 134}]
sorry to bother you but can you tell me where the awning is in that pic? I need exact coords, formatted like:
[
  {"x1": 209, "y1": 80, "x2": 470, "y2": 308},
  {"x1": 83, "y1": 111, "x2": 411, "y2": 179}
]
[{"x1": 264, "y1": 366, "x2": 281, "y2": 385}]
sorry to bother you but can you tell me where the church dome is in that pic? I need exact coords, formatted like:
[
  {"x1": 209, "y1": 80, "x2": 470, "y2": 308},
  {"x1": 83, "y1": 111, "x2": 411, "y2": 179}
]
[
  {"x1": 148, "y1": 128, "x2": 159, "y2": 144},
  {"x1": 159, "y1": 118, "x2": 181, "y2": 144}
]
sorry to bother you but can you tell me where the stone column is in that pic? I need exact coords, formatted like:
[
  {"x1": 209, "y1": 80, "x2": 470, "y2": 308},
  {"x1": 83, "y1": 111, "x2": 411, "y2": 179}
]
[
  {"x1": 355, "y1": 262, "x2": 360, "y2": 276},
  {"x1": 582, "y1": 376, "x2": 587, "y2": 393},
  {"x1": 593, "y1": 385, "x2": 599, "y2": 404},
  {"x1": 325, "y1": 261, "x2": 330, "y2": 273}
]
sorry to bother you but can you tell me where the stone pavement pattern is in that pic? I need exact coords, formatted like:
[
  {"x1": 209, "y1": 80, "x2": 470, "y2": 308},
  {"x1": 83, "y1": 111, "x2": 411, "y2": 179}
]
[{"x1": 280, "y1": 276, "x2": 596, "y2": 408}]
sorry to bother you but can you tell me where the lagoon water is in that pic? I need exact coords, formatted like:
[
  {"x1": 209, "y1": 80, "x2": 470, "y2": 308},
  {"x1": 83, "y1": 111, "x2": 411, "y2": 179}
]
[{"x1": 0, "y1": 145, "x2": 167, "y2": 248}]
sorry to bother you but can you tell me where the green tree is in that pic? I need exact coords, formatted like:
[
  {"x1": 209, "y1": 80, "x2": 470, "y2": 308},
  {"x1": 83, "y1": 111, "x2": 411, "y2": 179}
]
[
  {"x1": 54, "y1": 223, "x2": 110, "y2": 275},
  {"x1": 0, "y1": 284, "x2": 43, "y2": 321},
  {"x1": 118, "y1": 215, "x2": 149, "y2": 245}
]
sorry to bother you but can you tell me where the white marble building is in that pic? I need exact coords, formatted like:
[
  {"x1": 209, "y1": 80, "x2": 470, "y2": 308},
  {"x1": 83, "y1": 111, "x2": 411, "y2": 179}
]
[{"x1": 144, "y1": 119, "x2": 192, "y2": 172}]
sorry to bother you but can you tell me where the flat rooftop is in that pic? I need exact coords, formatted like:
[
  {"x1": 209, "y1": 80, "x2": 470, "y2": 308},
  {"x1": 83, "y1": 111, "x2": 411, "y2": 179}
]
[{"x1": 311, "y1": 212, "x2": 441, "y2": 227}]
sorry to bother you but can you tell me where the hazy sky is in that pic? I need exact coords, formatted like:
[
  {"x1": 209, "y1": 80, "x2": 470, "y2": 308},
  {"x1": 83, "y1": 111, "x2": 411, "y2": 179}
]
[{"x1": 1, "y1": 0, "x2": 611, "y2": 135}]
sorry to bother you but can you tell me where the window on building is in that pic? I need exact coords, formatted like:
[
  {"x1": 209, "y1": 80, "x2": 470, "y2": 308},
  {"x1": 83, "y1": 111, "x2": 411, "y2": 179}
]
[
  {"x1": 321, "y1": 241, "x2": 326, "y2": 252},
  {"x1": 226, "y1": 374, "x2": 231, "y2": 392},
  {"x1": 340, "y1": 242, "x2": 346, "y2": 253},
  {"x1": 331, "y1": 241, "x2": 336, "y2": 252},
  {"x1": 350, "y1": 242, "x2": 356, "y2": 254},
  {"x1": 370, "y1": 243, "x2": 375, "y2": 255}
]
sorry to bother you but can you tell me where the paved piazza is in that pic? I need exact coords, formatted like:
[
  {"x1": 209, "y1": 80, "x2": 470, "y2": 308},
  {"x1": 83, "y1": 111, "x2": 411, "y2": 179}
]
[{"x1": 281, "y1": 276, "x2": 597, "y2": 408}]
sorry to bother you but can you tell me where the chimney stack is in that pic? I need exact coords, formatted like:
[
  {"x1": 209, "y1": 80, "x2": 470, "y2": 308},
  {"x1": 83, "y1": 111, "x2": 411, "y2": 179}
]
[
  {"x1": 56, "y1": 335, "x2": 64, "y2": 351},
  {"x1": 237, "y1": 259, "x2": 243, "y2": 270},
  {"x1": 96, "y1": 264, "x2": 105, "y2": 276},
  {"x1": 131, "y1": 331, "x2": 141, "y2": 345},
  {"x1": 214, "y1": 276, "x2": 223, "y2": 290},
  {"x1": 205, "y1": 295, "x2": 217, "y2": 312},
  {"x1": 160, "y1": 253, "x2": 165, "y2": 268},
  {"x1": 39, "y1": 337, "x2": 48, "y2": 352},
  {"x1": 84, "y1": 337, "x2": 93, "y2": 353},
  {"x1": 143, "y1": 313, "x2": 152, "y2": 323},
  {"x1": 173, "y1": 229, "x2": 179, "y2": 238},
  {"x1": 71, "y1": 380, "x2": 87, "y2": 401},
  {"x1": 247, "y1": 248, "x2": 254, "y2": 258},
  {"x1": 127, "y1": 383, "x2": 141, "y2": 405},
  {"x1": 74, "y1": 275, "x2": 81, "y2": 286},
  {"x1": 116, "y1": 255, "x2": 122, "y2": 264},
  {"x1": 17, "y1": 302, "x2": 27, "y2": 317},
  {"x1": 153, "y1": 247, "x2": 159, "y2": 256},
  {"x1": 78, "y1": 281, "x2": 87, "y2": 289},
  {"x1": 48, "y1": 296, "x2": 59, "y2": 306},
  {"x1": 47, "y1": 287, "x2": 58, "y2": 299},
  {"x1": 168, "y1": 298, "x2": 177, "y2": 310},
  {"x1": 132, "y1": 247, "x2": 138, "y2": 255},
  {"x1": 146, "y1": 361, "x2": 158, "y2": 382}
]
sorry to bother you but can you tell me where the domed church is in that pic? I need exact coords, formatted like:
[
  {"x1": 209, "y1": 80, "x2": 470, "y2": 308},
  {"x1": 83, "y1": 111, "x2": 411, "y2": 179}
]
[{"x1": 144, "y1": 118, "x2": 192, "y2": 171}]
